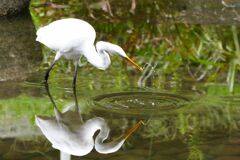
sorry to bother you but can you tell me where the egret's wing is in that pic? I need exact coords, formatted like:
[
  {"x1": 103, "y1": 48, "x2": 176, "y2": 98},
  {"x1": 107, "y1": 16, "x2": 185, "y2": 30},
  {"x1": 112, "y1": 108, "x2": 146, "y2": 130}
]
[{"x1": 36, "y1": 18, "x2": 96, "y2": 52}]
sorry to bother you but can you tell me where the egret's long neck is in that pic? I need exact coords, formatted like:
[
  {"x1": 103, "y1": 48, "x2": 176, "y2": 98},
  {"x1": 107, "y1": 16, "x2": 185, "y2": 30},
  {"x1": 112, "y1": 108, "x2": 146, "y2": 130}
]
[
  {"x1": 95, "y1": 132, "x2": 125, "y2": 154},
  {"x1": 82, "y1": 44, "x2": 110, "y2": 70},
  {"x1": 84, "y1": 117, "x2": 125, "y2": 154},
  {"x1": 94, "y1": 122, "x2": 125, "y2": 154}
]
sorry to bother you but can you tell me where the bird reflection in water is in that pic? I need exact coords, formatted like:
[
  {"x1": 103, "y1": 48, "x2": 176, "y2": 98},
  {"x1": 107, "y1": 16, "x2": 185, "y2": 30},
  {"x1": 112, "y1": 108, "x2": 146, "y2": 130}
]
[{"x1": 36, "y1": 82, "x2": 142, "y2": 159}]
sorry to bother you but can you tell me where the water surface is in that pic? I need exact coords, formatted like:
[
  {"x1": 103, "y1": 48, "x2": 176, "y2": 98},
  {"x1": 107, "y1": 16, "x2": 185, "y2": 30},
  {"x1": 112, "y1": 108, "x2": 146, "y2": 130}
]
[{"x1": 1, "y1": 0, "x2": 240, "y2": 160}]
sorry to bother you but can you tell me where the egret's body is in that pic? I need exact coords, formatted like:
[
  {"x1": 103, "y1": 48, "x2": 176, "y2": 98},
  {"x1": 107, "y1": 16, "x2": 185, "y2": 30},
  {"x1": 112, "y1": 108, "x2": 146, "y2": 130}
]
[{"x1": 36, "y1": 18, "x2": 142, "y2": 82}]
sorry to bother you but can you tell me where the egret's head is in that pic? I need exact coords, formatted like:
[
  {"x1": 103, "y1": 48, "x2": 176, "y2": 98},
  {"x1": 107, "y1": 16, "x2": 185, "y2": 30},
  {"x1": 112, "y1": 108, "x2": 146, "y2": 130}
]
[
  {"x1": 114, "y1": 48, "x2": 143, "y2": 72},
  {"x1": 96, "y1": 41, "x2": 143, "y2": 72}
]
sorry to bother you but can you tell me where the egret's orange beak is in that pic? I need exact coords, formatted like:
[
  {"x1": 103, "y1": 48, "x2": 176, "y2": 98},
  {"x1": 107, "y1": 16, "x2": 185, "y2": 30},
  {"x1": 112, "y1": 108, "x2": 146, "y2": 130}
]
[
  {"x1": 123, "y1": 120, "x2": 143, "y2": 140},
  {"x1": 125, "y1": 56, "x2": 143, "y2": 72}
]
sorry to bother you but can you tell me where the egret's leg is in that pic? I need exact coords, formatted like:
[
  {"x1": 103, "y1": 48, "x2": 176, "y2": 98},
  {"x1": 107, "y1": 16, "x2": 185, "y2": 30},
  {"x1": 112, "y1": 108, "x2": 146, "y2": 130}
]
[
  {"x1": 72, "y1": 61, "x2": 83, "y2": 122},
  {"x1": 60, "y1": 152, "x2": 71, "y2": 160},
  {"x1": 45, "y1": 51, "x2": 62, "y2": 83},
  {"x1": 44, "y1": 61, "x2": 56, "y2": 83},
  {"x1": 73, "y1": 61, "x2": 80, "y2": 112},
  {"x1": 45, "y1": 79, "x2": 61, "y2": 119},
  {"x1": 44, "y1": 61, "x2": 61, "y2": 117}
]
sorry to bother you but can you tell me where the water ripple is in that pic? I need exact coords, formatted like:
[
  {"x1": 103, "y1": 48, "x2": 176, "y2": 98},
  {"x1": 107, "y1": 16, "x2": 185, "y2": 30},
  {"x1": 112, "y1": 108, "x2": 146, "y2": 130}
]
[{"x1": 93, "y1": 92, "x2": 190, "y2": 116}]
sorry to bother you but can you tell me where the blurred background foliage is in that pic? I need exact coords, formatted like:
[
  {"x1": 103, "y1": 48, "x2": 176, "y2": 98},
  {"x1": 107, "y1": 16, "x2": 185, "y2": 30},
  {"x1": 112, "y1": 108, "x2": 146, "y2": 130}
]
[{"x1": 30, "y1": 0, "x2": 240, "y2": 93}]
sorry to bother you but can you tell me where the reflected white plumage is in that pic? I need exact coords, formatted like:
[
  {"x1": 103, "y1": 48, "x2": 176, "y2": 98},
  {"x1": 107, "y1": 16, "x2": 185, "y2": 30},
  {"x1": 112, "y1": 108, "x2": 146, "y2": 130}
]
[
  {"x1": 35, "y1": 104, "x2": 142, "y2": 158},
  {"x1": 36, "y1": 18, "x2": 142, "y2": 86}
]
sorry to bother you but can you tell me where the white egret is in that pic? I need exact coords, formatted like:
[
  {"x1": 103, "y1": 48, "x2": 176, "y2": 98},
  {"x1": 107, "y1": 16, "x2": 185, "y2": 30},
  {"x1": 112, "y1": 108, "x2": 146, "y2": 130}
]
[
  {"x1": 35, "y1": 104, "x2": 143, "y2": 158},
  {"x1": 36, "y1": 18, "x2": 143, "y2": 89}
]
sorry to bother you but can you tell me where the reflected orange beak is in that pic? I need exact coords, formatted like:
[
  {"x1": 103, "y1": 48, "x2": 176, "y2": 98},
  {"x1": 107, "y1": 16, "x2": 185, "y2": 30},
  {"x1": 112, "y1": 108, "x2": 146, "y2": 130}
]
[
  {"x1": 125, "y1": 56, "x2": 143, "y2": 72},
  {"x1": 123, "y1": 120, "x2": 144, "y2": 140}
]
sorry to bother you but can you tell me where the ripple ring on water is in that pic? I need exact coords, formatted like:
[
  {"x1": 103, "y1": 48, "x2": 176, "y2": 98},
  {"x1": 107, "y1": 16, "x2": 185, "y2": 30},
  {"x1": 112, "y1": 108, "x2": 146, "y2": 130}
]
[{"x1": 93, "y1": 92, "x2": 190, "y2": 116}]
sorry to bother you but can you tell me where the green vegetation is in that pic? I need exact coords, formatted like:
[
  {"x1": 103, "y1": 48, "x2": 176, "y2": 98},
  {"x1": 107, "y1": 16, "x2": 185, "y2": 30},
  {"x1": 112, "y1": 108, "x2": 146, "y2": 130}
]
[
  {"x1": 0, "y1": 96, "x2": 61, "y2": 124},
  {"x1": 30, "y1": 0, "x2": 240, "y2": 93}
]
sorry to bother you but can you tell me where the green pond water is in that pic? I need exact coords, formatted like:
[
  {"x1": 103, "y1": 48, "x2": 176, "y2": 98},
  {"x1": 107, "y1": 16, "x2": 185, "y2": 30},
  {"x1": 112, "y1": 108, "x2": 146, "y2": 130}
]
[{"x1": 1, "y1": 0, "x2": 240, "y2": 160}]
